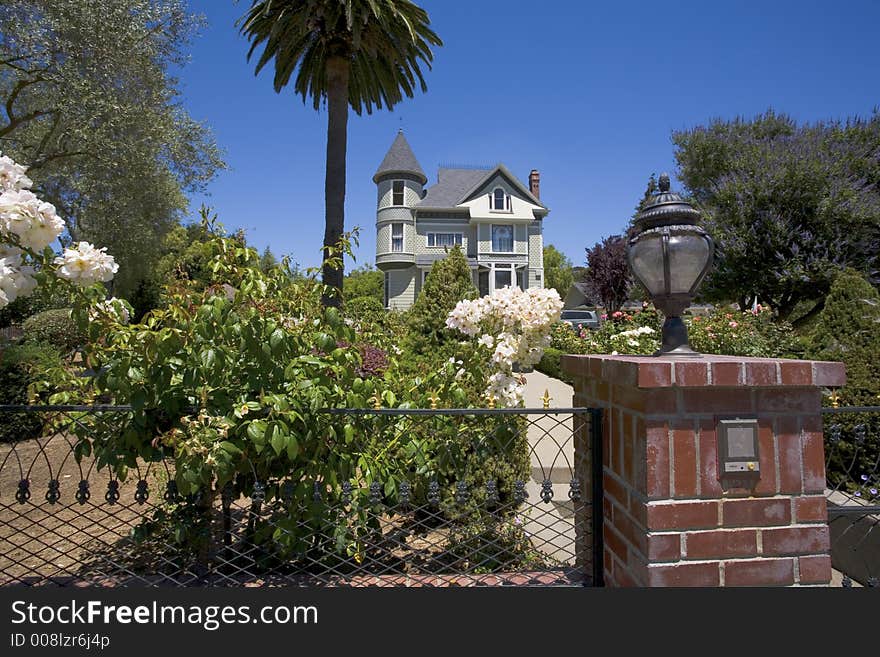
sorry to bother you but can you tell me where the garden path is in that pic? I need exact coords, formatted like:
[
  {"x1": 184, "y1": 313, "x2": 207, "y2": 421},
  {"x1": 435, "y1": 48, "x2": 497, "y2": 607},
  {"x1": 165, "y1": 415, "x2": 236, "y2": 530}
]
[{"x1": 521, "y1": 371, "x2": 577, "y2": 565}]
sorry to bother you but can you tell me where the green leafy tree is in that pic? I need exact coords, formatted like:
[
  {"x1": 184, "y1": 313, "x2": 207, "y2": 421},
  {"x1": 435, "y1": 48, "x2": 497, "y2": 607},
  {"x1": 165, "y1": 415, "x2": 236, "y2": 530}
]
[
  {"x1": 673, "y1": 110, "x2": 880, "y2": 324},
  {"x1": 807, "y1": 268, "x2": 880, "y2": 491},
  {"x1": 0, "y1": 0, "x2": 225, "y2": 297},
  {"x1": 542, "y1": 245, "x2": 574, "y2": 300},
  {"x1": 406, "y1": 246, "x2": 477, "y2": 354},
  {"x1": 808, "y1": 269, "x2": 880, "y2": 405},
  {"x1": 239, "y1": 0, "x2": 442, "y2": 306},
  {"x1": 343, "y1": 264, "x2": 384, "y2": 304},
  {"x1": 259, "y1": 246, "x2": 279, "y2": 273}
]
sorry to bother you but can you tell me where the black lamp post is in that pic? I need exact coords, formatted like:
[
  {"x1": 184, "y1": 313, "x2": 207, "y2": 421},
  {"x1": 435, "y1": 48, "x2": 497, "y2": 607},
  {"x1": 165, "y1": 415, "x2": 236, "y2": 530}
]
[{"x1": 628, "y1": 173, "x2": 714, "y2": 357}]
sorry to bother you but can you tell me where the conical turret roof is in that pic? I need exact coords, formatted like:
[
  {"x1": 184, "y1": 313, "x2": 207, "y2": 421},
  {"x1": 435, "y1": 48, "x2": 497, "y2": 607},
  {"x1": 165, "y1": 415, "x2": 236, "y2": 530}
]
[{"x1": 373, "y1": 130, "x2": 427, "y2": 184}]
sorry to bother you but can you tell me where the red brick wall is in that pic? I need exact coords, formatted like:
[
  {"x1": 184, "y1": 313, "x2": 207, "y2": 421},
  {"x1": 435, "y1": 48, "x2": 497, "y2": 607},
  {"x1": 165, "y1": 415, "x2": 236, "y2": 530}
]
[{"x1": 565, "y1": 354, "x2": 843, "y2": 587}]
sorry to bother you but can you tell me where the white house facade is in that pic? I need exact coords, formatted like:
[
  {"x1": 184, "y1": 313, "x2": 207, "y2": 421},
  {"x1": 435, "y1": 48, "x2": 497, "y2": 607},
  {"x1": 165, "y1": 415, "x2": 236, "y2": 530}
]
[{"x1": 374, "y1": 130, "x2": 548, "y2": 310}]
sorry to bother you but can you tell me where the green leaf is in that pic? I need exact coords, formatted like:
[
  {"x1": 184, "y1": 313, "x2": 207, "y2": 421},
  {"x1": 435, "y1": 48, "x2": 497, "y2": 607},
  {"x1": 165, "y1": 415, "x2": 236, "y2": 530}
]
[
  {"x1": 269, "y1": 423, "x2": 286, "y2": 456},
  {"x1": 247, "y1": 420, "x2": 267, "y2": 443},
  {"x1": 200, "y1": 348, "x2": 216, "y2": 370},
  {"x1": 219, "y1": 441, "x2": 242, "y2": 456},
  {"x1": 286, "y1": 434, "x2": 299, "y2": 460}
]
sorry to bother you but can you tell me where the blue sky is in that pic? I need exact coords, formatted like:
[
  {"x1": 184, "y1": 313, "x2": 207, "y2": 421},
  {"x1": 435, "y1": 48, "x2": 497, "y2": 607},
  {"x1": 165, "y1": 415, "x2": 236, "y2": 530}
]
[{"x1": 179, "y1": 0, "x2": 880, "y2": 271}]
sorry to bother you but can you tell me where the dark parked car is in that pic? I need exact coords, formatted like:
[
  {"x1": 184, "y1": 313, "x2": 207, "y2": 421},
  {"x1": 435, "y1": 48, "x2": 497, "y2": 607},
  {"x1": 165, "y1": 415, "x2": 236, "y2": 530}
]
[{"x1": 559, "y1": 309, "x2": 601, "y2": 330}]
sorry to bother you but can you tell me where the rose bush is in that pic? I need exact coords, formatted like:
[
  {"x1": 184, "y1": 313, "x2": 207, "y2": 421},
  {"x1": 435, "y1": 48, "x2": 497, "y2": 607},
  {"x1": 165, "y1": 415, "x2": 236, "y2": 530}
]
[
  {"x1": 547, "y1": 303, "x2": 796, "y2": 358},
  {"x1": 446, "y1": 286, "x2": 563, "y2": 407},
  {"x1": 0, "y1": 153, "x2": 119, "y2": 310}
]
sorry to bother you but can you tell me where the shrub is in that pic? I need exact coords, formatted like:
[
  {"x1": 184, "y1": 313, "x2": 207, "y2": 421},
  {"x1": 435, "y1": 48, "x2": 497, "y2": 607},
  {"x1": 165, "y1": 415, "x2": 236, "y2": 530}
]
[
  {"x1": 550, "y1": 304, "x2": 795, "y2": 358},
  {"x1": 535, "y1": 347, "x2": 572, "y2": 384},
  {"x1": 345, "y1": 295, "x2": 385, "y2": 316},
  {"x1": 22, "y1": 308, "x2": 84, "y2": 352},
  {"x1": 406, "y1": 246, "x2": 477, "y2": 354},
  {"x1": 0, "y1": 343, "x2": 63, "y2": 442},
  {"x1": 807, "y1": 269, "x2": 880, "y2": 490},
  {"x1": 688, "y1": 305, "x2": 797, "y2": 357}
]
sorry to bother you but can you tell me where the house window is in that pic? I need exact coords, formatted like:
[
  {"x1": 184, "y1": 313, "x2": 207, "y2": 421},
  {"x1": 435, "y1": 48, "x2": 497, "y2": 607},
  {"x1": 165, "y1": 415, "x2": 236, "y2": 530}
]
[
  {"x1": 492, "y1": 187, "x2": 509, "y2": 211},
  {"x1": 391, "y1": 223, "x2": 404, "y2": 252},
  {"x1": 427, "y1": 232, "x2": 463, "y2": 248},
  {"x1": 491, "y1": 225, "x2": 513, "y2": 252},
  {"x1": 392, "y1": 180, "x2": 405, "y2": 206},
  {"x1": 384, "y1": 272, "x2": 390, "y2": 308},
  {"x1": 517, "y1": 269, "x2": 527, "y2": 290}
]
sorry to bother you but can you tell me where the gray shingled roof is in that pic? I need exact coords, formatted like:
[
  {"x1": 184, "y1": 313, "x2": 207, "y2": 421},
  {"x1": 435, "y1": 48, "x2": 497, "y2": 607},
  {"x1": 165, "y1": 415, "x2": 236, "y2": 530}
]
[
  {"x1": 373, "y1": 130, "x2": 427, "y2": 183},
  {"x1": 416, "y1": 168, "x2": 488, "y2": 209}
]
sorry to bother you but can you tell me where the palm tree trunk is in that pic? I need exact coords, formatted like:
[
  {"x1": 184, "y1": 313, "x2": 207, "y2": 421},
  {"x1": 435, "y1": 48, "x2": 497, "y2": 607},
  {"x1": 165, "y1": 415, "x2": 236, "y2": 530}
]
[{"x1": 321, "y1": 56, "x2": 350, "y2": 308}]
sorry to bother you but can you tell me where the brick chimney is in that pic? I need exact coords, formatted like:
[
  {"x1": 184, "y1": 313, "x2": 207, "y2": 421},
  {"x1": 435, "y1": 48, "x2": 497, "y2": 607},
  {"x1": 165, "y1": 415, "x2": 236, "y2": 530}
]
[{"x1": 529, "y1": 169, "x2": 540, "y2": 199}]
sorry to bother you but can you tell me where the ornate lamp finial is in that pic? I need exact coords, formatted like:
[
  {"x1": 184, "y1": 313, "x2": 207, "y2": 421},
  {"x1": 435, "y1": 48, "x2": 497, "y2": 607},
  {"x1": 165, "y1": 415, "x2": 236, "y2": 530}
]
[{"x1": 659, "y1": 172, "x2": 671, "y2": 192}]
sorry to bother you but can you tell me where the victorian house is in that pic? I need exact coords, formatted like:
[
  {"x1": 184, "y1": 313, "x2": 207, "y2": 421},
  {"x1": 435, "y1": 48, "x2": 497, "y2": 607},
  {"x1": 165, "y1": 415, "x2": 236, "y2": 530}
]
[{"x1": 374, "y1": 130, "x2": 548, "y2": 309}]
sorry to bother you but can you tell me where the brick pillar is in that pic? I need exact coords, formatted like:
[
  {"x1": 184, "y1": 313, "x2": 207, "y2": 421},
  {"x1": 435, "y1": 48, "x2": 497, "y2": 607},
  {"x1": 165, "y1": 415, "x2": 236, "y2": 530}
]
[{"x1": 562, "y1": 354, "x2": 845, "y2": 587}]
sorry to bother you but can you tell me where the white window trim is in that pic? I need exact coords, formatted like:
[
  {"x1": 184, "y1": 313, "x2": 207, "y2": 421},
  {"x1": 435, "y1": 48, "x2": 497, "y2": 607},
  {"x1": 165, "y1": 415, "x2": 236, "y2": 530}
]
[
  {"x1": 390, "y1": 222, "x2": 404, "y2": 253},
  {"x1": 391, "y1": 180, "x2": 406, "y2": 207},
  {"x1": 426, "y1": 232, "x2": 464, "y2": 248},
  {"x1": 490, "y1": 224, "x2": 515, "y2": 254},
  {"x1": 489, "y1": 186, "x2": 513, "y2": 213},
  {"x1": 484, "y1": 262, "x2": 528, "y2": 294}
]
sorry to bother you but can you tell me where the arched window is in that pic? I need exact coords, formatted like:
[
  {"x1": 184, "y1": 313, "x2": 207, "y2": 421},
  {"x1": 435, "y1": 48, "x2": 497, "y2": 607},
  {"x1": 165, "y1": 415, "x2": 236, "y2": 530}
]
[{"x1": 492, "y1": 187, "x2": 506, "y2": 211}]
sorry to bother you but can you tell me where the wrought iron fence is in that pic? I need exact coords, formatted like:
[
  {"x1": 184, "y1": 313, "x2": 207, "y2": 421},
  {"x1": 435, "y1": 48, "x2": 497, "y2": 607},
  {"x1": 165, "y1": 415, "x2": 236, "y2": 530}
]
[
  {"x1": 823, "y1": 405, "x2": 880, "y2": 587},
  {"x1": 0, "y1": 405, "x2": 601, "y2": 587}
]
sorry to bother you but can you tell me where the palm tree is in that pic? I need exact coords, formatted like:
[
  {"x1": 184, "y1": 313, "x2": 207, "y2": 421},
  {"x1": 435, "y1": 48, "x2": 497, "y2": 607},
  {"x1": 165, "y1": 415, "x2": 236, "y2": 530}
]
[{"x1": 239, "y1": 0, "x2": 442, "y2": 306}]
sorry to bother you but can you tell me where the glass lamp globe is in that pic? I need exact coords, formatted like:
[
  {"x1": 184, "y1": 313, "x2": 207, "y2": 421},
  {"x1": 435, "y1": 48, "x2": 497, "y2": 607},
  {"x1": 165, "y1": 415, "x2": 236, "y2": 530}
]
[{"x1": 627, "y1": 173, "x2": 714, "y2": 357}]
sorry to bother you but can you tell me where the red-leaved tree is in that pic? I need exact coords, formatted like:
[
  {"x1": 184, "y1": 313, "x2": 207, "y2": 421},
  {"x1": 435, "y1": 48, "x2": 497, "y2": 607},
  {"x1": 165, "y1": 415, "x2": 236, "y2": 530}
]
[{"x1": 584, "y1": 235, "x2": 631, "y2": 314}]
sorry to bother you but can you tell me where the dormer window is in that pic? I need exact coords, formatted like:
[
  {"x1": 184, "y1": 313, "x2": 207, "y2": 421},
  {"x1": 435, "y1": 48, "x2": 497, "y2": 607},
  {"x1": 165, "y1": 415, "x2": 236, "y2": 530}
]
[
  {"x1": 392, "y1": 180, "x2": 405, "y2": 206},
  {"x1": 491, "y1": 187, "x2": 511, "y2": 211}
]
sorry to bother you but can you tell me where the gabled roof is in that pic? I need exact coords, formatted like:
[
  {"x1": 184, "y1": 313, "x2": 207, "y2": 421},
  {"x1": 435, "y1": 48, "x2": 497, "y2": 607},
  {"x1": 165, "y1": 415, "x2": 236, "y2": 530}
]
[
  {"x1": 416, "y1": 168, "x2": 488, "y2": 209},
  {"x1": 373, "y1": 130, "x2": 427, "y2": 184},
  {"x1": 459, "y1": 163, "x2": 545, "y2": 208},
  {"x1": 416, "y1": 163, "x2": 547, "y2": 211}
]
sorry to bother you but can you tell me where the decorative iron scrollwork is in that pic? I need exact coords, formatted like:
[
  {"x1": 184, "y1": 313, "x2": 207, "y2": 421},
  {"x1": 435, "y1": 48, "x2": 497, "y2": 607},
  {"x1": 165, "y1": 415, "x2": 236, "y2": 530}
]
[
  {"x1": 105, "y1": 480, "x2": 120, "y2": 504},
  {"x1": 164, "y1": 480, "x2": 179, "y2": 503},
  {"x1": 398, "y1": 480, "x2": 411, "y2": 506},
  {"x1": 251, "y1": 481, "x2": 265, "y2": 503},
  {"x1": 514, "y1": 480, "x2": 528, "y2": 503},
  {"x1": 134, "y1": 480, "x2": 149, "y2": 505},
  {"x1": 485, "y1": 479, "x2": 499, "y2": 507},
  {"x1": 45, "y1": 479, "x2": 61, "y2": 504},
  {"x1": 540, "y1": 479, "x2": 553, "y2": 504},
  {"x1": 455, "y1": 481, "x2": 469, "y2": 505},
  {"x1": 827, "y1": 424, "x2": 842, "y2": 445},
  {"x1": 854, "y1": 424, "x2": 867, "y2": 445},
  {"x1": 369, "y1": 481, "x2": 382, "y2": 505},
  {"x1": 15, "y1": 479, "x2": 30, "y2": 504},
  {"x1": 341, "y1": 481, "x2": 353, "y2": 506},
  {"x1": 568, "y1": 478, "x2": 581, "y2": 502},
  {"x1": 75, "y1": 479, "x2": 90, "y2": 504},
  {"x1": 427, "y1": 480, "x2": 440, "y2": 506}
]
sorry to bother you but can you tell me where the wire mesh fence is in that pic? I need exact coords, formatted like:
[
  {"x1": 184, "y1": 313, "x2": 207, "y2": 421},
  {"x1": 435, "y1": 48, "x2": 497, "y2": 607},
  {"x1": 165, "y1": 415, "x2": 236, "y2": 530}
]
[
  {"x1": 823, "y1": 406, "x2": 880, "y2": 587},
  {"x1": 0, "y1": 406, "x2": 600, "y2": 587}
]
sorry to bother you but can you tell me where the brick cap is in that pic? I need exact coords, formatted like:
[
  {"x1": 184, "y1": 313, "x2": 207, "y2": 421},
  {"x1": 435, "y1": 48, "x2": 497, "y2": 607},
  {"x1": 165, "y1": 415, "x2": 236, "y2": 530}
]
[{"x1": 561, "y1": 354, "x2": 845, "y2": 389}]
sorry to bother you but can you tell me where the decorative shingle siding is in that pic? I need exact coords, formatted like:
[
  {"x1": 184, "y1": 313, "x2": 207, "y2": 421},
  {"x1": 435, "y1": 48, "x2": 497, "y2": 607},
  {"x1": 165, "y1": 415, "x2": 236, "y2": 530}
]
[
  {"x1": 413, "y1": 220, "x2": 474, "y2": 256},
  {"x1": 377, "y1": 178, "x2": 423, "y2": 209},
  {"x1": 528, "y1": 223, "x2": 544, "y2": 269},
  {"x1": 387, "y1": 268, "x2": 416, "y2": 310}
]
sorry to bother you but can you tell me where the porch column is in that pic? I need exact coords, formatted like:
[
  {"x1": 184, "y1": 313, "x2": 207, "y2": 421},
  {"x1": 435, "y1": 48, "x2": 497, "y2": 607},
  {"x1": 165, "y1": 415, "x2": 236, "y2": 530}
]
[{"x1": 563, "y1": 354, "x2": 845, "y2": 587}]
